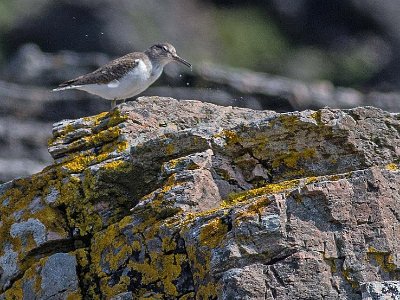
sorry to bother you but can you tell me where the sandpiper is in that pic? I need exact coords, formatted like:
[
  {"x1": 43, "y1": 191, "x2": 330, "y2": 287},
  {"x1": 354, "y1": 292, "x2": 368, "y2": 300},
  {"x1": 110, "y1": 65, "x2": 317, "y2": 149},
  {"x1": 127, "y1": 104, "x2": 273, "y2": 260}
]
[{"x1": 53, "y1": 42, "x2": 191, "y2": 108}]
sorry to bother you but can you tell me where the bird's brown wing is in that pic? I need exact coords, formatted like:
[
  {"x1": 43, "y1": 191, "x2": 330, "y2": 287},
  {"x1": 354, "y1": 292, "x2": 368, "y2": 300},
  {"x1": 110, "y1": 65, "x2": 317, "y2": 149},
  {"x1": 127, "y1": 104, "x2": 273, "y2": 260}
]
[{"x1": 57, "y1": 53, "x2": 141, "y2": 87}]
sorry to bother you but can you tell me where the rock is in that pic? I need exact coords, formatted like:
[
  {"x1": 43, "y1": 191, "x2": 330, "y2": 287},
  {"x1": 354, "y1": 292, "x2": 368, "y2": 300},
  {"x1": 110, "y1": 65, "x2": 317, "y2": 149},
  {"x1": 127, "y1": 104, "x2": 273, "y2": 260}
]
[
  {"x1": 0, "y1": 97, "x2": 399, "y2": 299},
  {"x1": 39, "y1": 253, "x2": 80, "y2": 299},
  {"x1": 361, "y1": 281, "x2": 400, "y2": 300}
]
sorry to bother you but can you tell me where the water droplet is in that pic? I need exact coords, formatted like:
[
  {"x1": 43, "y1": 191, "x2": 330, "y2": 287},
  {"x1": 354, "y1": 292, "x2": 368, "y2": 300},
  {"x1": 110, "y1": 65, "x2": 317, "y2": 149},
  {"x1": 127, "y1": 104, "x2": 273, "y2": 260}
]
[
  {"x1": 179, "y1": 74, "x2": 182, "y2": 78},
  {"x1": 186, "y1": 82, "x2": 190, "y2": 86},
  {"x1": 100, "y1": 32, "x2": 104, "y2": 35},
  {"x1": 85, "y1": 34, "x2": 88, "y2": 37}
]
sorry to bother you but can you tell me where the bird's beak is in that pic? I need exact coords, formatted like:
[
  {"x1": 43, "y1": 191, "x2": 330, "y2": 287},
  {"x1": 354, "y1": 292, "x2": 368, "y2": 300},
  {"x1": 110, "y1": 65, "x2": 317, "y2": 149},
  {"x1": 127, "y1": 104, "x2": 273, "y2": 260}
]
[{"x1": 173, "y1": 55, "x2": 192, "y2": 68}]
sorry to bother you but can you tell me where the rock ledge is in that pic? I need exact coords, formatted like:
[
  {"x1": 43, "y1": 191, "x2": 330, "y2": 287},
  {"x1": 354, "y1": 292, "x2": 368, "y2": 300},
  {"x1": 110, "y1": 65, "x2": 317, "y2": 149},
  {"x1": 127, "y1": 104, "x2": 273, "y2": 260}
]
[{"x1": 1, "y1": 97, "x2": 400, "y2": 299}]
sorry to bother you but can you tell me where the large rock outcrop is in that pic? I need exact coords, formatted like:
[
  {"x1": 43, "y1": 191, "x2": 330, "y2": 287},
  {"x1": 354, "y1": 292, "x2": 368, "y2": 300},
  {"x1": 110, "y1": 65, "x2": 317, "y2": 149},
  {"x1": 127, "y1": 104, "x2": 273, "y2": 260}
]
[{"x1": 0, "y1": 97, "x2": 399, "y2": 299}]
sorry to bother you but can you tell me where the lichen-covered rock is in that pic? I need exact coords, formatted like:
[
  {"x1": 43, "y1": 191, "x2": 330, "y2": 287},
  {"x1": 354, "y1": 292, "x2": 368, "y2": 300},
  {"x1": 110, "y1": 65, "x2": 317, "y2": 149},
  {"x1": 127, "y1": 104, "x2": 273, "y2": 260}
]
[
  {"x1": 361, "y1": 281, "x2": 400, "y2": 300},
  {"x1": 0, "y1": 97, "x2": 399, "y2": 299}
]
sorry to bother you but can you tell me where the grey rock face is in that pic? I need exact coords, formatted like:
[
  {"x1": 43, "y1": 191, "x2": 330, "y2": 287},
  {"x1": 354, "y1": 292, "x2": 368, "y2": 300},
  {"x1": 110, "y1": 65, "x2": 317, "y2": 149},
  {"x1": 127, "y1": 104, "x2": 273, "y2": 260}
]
[
  {"x1": 361, "y1": 281, "x2": 400, "y2": 300},
  {"x1": 10, "y1": 218, "x2": 47, "y2": 247},
  {"x1": 39, "y1": 253, "x2": 79, "y2": 299},
  {"x1": 0, "y1": 97, "x2": 399, "y2": 299},
  {"x1": 0, "y1": 244, "x2": 18, "y2": 291}
]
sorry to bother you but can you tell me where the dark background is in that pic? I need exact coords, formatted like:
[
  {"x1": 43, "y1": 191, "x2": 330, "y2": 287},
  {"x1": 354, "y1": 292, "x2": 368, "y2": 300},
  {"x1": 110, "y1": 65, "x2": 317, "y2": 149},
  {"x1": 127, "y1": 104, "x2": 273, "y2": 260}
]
[{"x1": 1, "y1": 0, "x2": 400, "y2": 181}]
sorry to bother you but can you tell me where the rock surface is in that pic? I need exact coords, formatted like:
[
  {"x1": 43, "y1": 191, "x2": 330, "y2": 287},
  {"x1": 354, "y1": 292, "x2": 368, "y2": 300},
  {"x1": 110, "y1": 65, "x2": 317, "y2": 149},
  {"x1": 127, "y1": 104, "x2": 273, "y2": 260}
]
[{"x1": 0, "y1": 97, "x2": 399, "y2": 299}]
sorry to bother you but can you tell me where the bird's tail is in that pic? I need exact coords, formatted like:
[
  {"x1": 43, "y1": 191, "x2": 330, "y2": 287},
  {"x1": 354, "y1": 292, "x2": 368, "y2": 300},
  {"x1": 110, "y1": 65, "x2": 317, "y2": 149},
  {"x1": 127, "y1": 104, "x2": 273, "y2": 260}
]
[{"x1": 52, "y1": 85, "x2": 79, "y2": 92}]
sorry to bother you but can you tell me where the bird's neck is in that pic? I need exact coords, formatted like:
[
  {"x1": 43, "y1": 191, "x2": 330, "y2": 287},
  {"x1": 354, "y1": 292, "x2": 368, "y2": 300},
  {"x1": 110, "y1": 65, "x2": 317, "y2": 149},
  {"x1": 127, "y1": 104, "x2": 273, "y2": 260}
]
[{"x1": 150, "y1": 61, "x2": 164, "y2": 78}]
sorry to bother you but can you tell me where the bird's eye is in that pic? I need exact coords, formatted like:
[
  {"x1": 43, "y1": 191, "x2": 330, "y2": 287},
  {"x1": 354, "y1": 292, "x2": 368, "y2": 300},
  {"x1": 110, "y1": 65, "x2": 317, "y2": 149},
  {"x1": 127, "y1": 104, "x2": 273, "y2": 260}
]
[{"x1": 162, "y1": 46, "x2": 168, "y2": 52}]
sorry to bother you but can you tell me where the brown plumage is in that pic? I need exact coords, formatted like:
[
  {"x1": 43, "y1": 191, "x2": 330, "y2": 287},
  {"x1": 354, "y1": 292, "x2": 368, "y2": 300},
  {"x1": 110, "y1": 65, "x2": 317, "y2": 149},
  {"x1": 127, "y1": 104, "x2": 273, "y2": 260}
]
[{"x1": 57, "y1": 53, "x2": 146, "y2": 87}]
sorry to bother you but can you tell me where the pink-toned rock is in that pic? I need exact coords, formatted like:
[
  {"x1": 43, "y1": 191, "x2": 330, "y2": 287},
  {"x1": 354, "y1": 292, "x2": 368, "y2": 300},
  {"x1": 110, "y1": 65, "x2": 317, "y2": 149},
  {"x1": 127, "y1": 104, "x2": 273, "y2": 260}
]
[{"x1": 1, "y1": 97, "x2": 399, "y2": 299}]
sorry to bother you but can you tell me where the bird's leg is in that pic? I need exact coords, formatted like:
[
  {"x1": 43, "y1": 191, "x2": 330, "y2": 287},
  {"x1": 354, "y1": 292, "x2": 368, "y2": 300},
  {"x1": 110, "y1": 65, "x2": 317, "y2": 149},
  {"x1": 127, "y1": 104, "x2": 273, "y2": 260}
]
[{"x1": 111, "y1": 99, "x2": 116, "y2": 109}]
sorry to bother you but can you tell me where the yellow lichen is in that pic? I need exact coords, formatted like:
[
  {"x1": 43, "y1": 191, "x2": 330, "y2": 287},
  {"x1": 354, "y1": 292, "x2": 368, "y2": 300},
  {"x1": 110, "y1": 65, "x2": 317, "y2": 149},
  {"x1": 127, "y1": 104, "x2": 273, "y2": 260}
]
[
  {"x1": 48, "y1": 124, "x2": 75, "y2": 145},
  {"x1": 91, "y1": 216, "x2": 133, "y2": 276},
  {"x1": 162, "y1": 236, "x2": 177, "y2": 253},
  {"x1": 385, "y1": 163, "x2": 398, "y2": 171},
  {"x1": 59, "y1": 175, "x2": 97, "y2": 236},
  {"x1": 63, "y1": 155, "x2": 97, "y2": 173},
  {"x1": 83, "y1": 111, "x2": 109, "y2": 125},
  {"x1": 199, "y1": 218, "x2": 228, "y2": 248},
  {"x1": 107, "y1": 110, "x2": 128, "y2": 127},
  {"x1": 75, "y1": 248, "x2": 89, "y2": 269},
  {"x1": 305, "y1": 176, "x2": 318, "y2": 184},
  {"x1": 99, "y1": 274, "x2": 130, "y2": 298},
  {"x1": 310, "y1": 111, "x2": 322, "y2": 125},
  {"x1": 61, "y1": 134, "x2": 128, "y2": 173},
  {"x1": 48, "y1": 109, "x2": 129, "y2": 174},
  {"x1": 132, "y1": 240, "x2": 142, "y2": 252},
  {"x1": 184, "y1": 240, "x2": 221, "y2": 298},
  {"x1": 213, "y1": 129, "x2": 240, "y2": 145},
  {"x1": 342, "y1": 267, "x2": 358, "y2": 289},
  {"x1": 367, "y1": 247, "x2": 398, "y2": 272},
  {"x1": 160, "y1": 253, "x2": 186, "y2": 296},
  {"x1": 102, "y1": 160, "x2": 127, "y2": 170},
  {"x1": 82, "y1": 126, "x2": 120, "y2": 146},
  {"x1": 196, "y1": 282, "x2": 219, "y2": 299},
  {"x1": 185, "y1": 244, "x2": 214, "y2": 293},
  {"x1": 272, "y1": 148, "x2": 316, "y2": 169},
  {"x1": 165, "y1": 143, "x2": 175, "y2": 156},
  {"x1": 3, "y1": 278, "x2": 24, "y2": 299},
  {"x1": 0, "y1": 168, "x2": 71, "y2": 263},
  {"x1": 180, "y1": 292, "x2": 196, "y2": 300},
  {"x1": 223, "y1": 130, "x2": 240, "y2": 144},
  {"x1": 129, "y1": 259, "x2": 159, "y2": 285},
  {"x1": 234, "y1": 197, "x2": 271, "y2": 223},
  {"x1": 3, "y1": 255, "x2": 51, "y2": 298},
  {"x1": 223, "y1": 178, "x2": 300, "y2": 207},
  {"x1": 116, "y1": 140, "x2": 129, "y2": 152},
  {"x1": 324, "y1": 258, "x2": 337, "y2": 273},
  {"x1": 66, "y1": 291, "x2": 83, "y2": 300},
  {"x1": 50, "y1": 109, "x2": 126, "y2": 147},
  {"x1": 329, "y1": 175, "x2": 341, "y2": 181}
]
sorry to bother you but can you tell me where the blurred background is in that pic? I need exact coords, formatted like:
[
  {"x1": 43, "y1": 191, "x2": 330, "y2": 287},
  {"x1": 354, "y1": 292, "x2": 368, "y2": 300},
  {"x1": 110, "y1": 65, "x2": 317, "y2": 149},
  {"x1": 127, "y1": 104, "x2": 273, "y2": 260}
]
[{"x1": 1, "y1": 0, "x2": 400, "y2": 182}]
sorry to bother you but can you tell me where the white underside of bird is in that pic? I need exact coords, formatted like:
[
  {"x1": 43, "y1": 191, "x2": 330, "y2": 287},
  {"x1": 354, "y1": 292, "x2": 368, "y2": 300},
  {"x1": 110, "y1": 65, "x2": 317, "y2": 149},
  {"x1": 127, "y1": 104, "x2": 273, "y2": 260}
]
[{"x1": 53, "y1": 59, "x2": 163, "y2": 100}]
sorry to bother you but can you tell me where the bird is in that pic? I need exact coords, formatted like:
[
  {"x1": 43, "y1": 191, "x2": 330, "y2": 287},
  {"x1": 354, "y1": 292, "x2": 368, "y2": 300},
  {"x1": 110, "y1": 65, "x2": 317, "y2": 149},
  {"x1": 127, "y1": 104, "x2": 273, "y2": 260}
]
[{"x1": 53, "y1": 42, "x2": 192, "y2": 108}]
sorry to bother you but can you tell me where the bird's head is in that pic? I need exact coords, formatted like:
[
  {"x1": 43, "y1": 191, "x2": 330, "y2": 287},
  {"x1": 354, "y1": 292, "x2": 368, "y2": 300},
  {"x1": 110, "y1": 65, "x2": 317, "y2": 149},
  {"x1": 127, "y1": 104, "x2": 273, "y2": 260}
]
[{"x1": 146, "y1": 42, "x2": 191, "y2": 68}]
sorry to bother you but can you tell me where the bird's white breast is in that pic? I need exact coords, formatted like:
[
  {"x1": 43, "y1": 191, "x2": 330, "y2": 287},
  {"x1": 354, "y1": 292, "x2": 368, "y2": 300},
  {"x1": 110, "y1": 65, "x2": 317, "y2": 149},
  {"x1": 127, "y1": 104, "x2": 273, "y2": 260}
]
[{"x1": 76, "y1": 59, "x2": 162, "y2": 100}]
